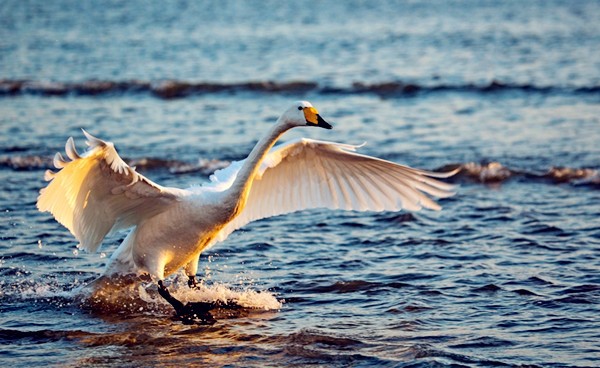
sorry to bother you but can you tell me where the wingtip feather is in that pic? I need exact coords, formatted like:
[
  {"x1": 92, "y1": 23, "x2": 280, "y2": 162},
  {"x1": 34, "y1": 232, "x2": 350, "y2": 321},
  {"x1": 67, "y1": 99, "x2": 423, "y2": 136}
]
[
  {"x1": 430, "y1": 167, "x2": 461, "y2": 179},
  {"x1": 54, "y1": 152, "x2": 69, "y2": 168},
  {"x1": 65, "y1": 137, "x2": 81, "y2": 160},
  {"x1": 82, "y1": 128, "x2": 105, "y2": 148},
  {"x1": 44, "y1": 169, "x2": 56, "y2": 181}
]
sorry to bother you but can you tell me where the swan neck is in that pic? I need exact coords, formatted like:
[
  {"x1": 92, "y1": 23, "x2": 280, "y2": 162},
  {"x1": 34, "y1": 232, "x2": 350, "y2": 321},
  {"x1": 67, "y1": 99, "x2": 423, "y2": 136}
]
[{"x1": 226, "y1": 120, "x2": 290, "y2": 214}]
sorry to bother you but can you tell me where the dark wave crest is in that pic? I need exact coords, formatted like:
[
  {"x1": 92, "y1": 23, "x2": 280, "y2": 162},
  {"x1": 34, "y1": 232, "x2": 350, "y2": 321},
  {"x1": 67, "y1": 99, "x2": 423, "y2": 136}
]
[
  {"x1": 1, "y1": 79, "x2": 599, "y2": 99},
  {"x1": 446, "y1": 162, "x2": 600, "y2": 185},
  {"x1": 0, "y1": 79, "x2": 318, "y2": 99},
  {"x1": 2, "y1": 153, "x2": 598, "y2": 186},
  {"x1": 0, "y1": 328, "x2": 94, "y2": 343},
  {"x1": 0, "y1": 154, "x2": 229, "y2": 175}
]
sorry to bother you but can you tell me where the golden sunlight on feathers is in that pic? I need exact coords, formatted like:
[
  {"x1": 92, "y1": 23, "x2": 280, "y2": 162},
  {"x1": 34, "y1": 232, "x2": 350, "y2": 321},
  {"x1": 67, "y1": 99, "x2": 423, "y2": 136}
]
[{"x1": 37, "y1": 101, "x2": 457, "y2": 288}]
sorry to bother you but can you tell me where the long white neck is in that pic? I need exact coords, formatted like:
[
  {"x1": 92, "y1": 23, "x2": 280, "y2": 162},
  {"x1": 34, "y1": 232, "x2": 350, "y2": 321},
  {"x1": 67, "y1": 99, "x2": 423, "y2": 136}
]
[{"x1": 223, "y1": 119, "x2": 292, "y2": 218}]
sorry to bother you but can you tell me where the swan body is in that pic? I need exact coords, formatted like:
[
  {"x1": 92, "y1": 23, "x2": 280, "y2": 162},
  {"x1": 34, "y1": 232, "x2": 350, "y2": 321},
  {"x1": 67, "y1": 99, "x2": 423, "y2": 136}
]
[{"x1": 37, "y1": 101, "x2": 457, "y2": 316}]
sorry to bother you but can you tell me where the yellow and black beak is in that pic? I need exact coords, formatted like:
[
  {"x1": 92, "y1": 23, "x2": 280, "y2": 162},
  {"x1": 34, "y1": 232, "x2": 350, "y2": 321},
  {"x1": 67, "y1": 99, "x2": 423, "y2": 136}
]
[{"x1": 303, "y1": 107, "x2": 333, "y2": 129}]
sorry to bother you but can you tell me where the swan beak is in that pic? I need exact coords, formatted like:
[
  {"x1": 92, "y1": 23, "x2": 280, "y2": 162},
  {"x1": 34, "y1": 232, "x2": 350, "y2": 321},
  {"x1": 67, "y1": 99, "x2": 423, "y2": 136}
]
[{"x1": 304, "y1": 107, "x2": 333, "y2": 129}]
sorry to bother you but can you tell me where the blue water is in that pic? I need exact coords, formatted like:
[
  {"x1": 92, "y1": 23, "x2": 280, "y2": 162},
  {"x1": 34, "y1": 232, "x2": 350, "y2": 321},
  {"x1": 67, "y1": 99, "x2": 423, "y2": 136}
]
[{"x1": 1, "y1": 1, "x2": 600, "y2": 367}]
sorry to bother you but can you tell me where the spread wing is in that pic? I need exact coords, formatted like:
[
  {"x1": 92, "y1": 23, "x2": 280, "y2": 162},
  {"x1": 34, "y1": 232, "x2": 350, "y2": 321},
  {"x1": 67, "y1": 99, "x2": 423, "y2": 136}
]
[
  {"x1": 37, "y1": 130, "x2": 183, "y2": 252},
  {"x1": 210, "y1": 138, "x2": 458, "y2": 245}
]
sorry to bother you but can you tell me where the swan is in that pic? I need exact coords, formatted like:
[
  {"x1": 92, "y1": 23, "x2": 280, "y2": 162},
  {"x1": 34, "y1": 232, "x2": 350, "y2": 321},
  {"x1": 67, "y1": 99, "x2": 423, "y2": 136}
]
[{"x1": 37, "y1": 101, "x2": 458, "y2": 319}]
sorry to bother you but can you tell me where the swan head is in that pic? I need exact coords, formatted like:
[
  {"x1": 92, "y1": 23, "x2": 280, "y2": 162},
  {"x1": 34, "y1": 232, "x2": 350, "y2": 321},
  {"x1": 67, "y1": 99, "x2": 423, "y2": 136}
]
[{"x1": 278, "y1": 101, "x2": 333, "y2": 130}]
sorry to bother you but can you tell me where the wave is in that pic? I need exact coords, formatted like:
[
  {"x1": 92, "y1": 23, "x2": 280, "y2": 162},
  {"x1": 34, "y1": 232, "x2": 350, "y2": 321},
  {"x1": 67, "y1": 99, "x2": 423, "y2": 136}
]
[
  {"x1": 0, "y1": 154, "x2": 229, "y2": 174},
  {"x1": 1, "y1": 79, "x2": 599, "y2": 99},
  {"x1": 449, "y1": 162, "x2": 600, "y2": 185},
  {"x1": 0, "y1": 328, "x2": 93, "y2": 343},
  {"x1": 0, "y1": 79, "x2": 317, "y2": 99},
  {"x1": 3, "y1": 153, "x2": 597, "y2": 186}
]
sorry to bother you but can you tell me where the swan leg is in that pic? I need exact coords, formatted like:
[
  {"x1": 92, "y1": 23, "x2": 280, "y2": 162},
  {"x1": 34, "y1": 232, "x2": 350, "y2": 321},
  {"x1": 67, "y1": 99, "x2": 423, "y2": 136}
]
[
  {"x1": 157, "y1": 280, "x2": 185, "y2": 314},
  {"x1": 157, "y1": 280, "x2": 215, "y2": 325},
  {"x1": 188, "y1": 275, "x2": 198, "y2": 288},
  {"x1": 185, "y1": 252, "x2": 201, "y2": 289}
]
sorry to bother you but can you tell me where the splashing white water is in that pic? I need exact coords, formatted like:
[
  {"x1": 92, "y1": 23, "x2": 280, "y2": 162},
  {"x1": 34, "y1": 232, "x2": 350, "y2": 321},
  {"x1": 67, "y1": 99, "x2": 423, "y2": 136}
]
[
  {"x1": 176, "y1": 282, "x2": 282, "y2": 310},
  {"x1": 137, "y1": 274, "x2": 282, "y2": 311},
  {"x1": 3, "y1": 270, "x2": 281, "y2": 316}
]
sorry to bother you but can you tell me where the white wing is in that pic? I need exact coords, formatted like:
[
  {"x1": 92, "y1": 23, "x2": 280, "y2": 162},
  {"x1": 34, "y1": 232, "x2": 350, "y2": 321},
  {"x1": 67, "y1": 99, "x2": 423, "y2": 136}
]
[
  {"x1": 37, "y1": 130, "x2": 183, "y2": 252},
  {"x1": 210, "y1": 138, "x2": 458, "y2": 245}
]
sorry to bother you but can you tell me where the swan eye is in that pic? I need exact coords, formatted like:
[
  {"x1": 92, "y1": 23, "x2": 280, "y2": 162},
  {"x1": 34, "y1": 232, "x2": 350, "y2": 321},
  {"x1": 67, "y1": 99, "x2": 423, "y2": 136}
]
[{"x1": 297, "y1": 106, "x2": 303, "y2": 111}]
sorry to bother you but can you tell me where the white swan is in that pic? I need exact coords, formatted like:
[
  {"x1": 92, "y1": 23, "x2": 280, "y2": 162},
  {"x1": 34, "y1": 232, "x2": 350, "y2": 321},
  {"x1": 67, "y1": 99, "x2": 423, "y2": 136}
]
[{"x1": 37, "y1": 101, "x2": 457, "y2": 318}]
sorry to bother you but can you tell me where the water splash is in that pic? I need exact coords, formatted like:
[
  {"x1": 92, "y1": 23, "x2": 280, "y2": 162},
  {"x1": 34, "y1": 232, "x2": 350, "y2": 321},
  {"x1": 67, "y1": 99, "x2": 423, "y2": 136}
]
[{"x1": 151, "y1": 274, "x2": 282, "y2": 311}]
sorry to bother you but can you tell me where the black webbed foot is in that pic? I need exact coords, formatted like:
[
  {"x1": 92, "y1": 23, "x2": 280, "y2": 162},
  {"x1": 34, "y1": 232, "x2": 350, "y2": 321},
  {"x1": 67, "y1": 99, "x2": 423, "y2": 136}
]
[
  {"x1": 157, "y1": 280, "x2": 215, "y2": 325},
  {"x1": 178, "y1": 302, "x2": 217, "y2": 325}
]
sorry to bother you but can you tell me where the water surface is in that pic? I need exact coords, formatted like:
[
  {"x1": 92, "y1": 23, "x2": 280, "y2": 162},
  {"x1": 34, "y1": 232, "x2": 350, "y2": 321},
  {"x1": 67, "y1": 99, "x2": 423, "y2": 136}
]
[{"x1": 1, "y1": 1, "x2": 599, "y2": 367}]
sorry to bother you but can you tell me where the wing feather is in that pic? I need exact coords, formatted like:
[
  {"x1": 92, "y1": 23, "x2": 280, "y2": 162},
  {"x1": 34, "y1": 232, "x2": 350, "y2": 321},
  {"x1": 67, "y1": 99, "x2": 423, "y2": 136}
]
[
  {"x1": 357, "y1": 168, "x2": 394, "y2": 211},
  {"x1": 37, "y1": 130, "x2": 182, "y2": 252},
  {"x1": 341, "y1": 161, "x2": 370, "y2": 211},
  {"x1": 210, "y1": 138, "x2": 458, "y2": 246}
]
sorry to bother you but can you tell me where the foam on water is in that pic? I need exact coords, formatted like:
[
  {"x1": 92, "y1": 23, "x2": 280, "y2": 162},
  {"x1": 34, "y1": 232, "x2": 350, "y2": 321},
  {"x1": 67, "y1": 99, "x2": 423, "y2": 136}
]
[
  {"x1": 141, "y1": 276, "x2": 283, "y2": 312},
  {"x1": 0, "y1": 267, "x2": 281, "y2": 320}
]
